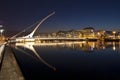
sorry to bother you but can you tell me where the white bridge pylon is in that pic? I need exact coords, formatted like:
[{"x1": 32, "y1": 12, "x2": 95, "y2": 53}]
[{"x1": 23, "y1": 12, "x2": 55, "y2": 38}]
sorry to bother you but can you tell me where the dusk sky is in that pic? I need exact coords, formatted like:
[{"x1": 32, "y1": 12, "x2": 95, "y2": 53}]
[{"x1": 0, "y1": 0, "x2": 120, "y2": 36}]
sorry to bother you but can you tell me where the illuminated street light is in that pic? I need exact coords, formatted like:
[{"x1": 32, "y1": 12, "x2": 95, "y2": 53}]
[
  {"x1": 0, "y1": 29, "x2": 4, "y2": 36},
  {"x1": 112, "y1": 31, "x2": 116, "y2": 39},
  {"x1": 113, "y1": 31, "x2": 116, "y2": 34}
]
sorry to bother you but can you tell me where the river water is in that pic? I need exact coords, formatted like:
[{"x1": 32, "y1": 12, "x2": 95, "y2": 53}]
[{"x1": 11, "y1": 41, "x2": 120, "y2": 80}]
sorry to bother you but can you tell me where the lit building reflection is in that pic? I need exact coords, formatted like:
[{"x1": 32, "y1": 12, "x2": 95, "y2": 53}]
[
  {"x1": 14, "y1": 41, "x2": 119, "y2": 54},
  {"x1": 112, "y1": 42, "x2": 116, "y2": 51}
]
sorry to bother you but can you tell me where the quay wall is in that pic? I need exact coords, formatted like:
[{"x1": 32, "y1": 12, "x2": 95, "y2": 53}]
[{"x1": 0, "y1": 46, "x2": 24, "y2": 80}]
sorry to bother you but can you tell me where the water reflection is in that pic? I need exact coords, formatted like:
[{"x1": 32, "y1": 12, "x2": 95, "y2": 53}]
[
  {"x1": 15, "y1": 41, "x2": 120, "y2": 53},
  {"x1": 12, "y1": 41, "x2": 120, "y2": 79},
  {"x1": 14, "y1": 42, "x2": 56, "y2": 71},
  {"x1": 14, "y1": 41, "x2": 120, "y2": 70}
]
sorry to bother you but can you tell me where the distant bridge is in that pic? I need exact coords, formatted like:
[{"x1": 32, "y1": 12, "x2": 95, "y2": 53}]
[{"x1": 15, "y1": 37, "x2": 98, "y2": 42}]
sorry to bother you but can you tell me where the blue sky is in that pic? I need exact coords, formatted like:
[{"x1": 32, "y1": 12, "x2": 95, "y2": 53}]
[{"x1": 0, "y1": 0, "x2": 120, "y2": 36}]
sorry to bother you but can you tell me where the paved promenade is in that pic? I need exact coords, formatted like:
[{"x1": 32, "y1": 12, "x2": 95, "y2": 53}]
[{"x1": 0, "y1": 46, "x2": 24, "y2": 80}]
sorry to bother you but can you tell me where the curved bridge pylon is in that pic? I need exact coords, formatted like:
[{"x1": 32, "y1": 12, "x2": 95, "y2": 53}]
[{"x1": 23, "y1": 11, "x2": 55, "y2": 38}]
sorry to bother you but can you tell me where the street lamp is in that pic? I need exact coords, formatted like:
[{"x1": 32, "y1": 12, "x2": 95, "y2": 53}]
[
  {"x1": 0, "y1": 29, "x2": 4, "y2": 36},
  {"x1": 112, "y1": 31, "x2": 116, "y2": 39}
]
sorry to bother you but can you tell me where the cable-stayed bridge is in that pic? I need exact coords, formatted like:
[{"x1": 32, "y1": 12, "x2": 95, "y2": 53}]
[
  {"x1": 10, "y1": 12, "x2": 97, "y2": 43},
  {"x1": 11, "y1": 12, "x2": 57, "y2": 42}
]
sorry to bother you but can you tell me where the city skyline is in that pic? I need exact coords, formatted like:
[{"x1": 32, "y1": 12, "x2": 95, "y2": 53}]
[{"x1": 0, "y1": 0, "x2": 120, "y2": 36}]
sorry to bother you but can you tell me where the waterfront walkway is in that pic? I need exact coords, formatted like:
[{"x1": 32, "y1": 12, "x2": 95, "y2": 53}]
[
  {"x1": 0, "y1": 45, "x2": 24, "y2": 80},
  {"x1": 0, "y1": 43, "x2": 5, "y2": 64}
]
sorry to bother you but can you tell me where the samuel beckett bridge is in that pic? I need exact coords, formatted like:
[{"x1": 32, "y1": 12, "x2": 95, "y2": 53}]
[{"x1": 10, "y1": 12, "x2": 88, "y2": 43}]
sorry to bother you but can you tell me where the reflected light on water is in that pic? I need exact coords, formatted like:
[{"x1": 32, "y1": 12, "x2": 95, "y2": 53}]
[
  {"x1": 14, "y1": 41, "x2": 120, "y2": 52},
  {"x1": 103, "y1": 46, "x2": 106, "y2": 49},
  {"x1": 113, "y1": 46, "x2": 116, "y2": 51},
  {"x1": 15, "y1": 42, "x2": 57, "y2": 71},
  {"x1": 112, "y1": 42, "x2": 116, "y2": 51},
  {"x1": 11, "y1": 41, "x2": 120, "y2": 80}
]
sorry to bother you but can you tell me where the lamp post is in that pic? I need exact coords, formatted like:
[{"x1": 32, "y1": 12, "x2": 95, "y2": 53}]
[{"x1": 0, "y1": 29, "x2": 4, "y2": 36}]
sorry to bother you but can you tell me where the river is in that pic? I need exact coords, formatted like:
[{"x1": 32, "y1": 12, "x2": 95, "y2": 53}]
[{"x1": 10, "y1": 41, "x2": 120, "y2": 80}]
